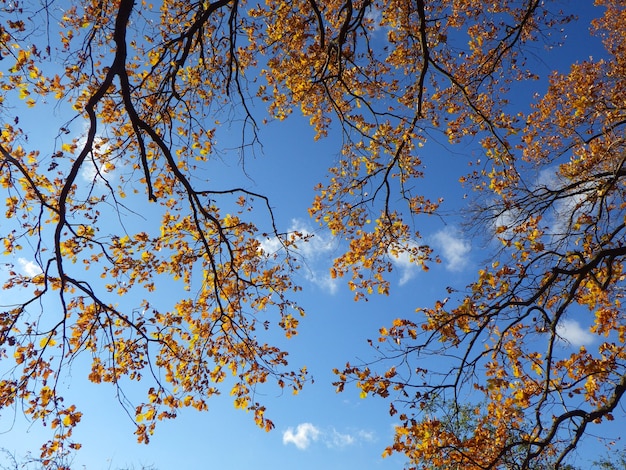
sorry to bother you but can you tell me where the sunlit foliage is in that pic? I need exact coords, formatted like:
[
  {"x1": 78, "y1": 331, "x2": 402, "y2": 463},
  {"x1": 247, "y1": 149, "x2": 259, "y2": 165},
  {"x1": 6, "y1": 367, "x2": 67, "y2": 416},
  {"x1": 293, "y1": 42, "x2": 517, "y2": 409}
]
[{"x1": 0, "y1": 0, "x2": 624, "y2": 468}]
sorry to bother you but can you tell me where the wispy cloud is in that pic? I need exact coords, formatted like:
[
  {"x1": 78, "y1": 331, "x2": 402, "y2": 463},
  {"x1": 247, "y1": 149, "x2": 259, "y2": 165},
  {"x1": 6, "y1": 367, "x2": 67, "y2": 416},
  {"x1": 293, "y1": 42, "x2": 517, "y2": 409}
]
[
  {"x1": 71, "y1": 123, "x2": 115, "y2": 184},
  {"x1": 282, "y1": 423, "x2": 375, "y2": 450},
  {"x1": 556, "y1": 319, "x2": 595, "y2": 347},
  {"x1": 80, "y1": 137, "x2": 114, "y2": 183},
  {"x1": 304, "y1": 268, "x2": 340, "y2": 294},
  {"x1": 388, "y1": 242, "x2": 422, "y2": 286},
  {"x1": 80, "y1": 156, "x2": 111, "y2": 183},
  {"x1": 365, "y1": 5, "x2": 382, "y2": 31},
  {"x1": 502, "y1": 166, "x2": 601, "y2": 241},
  {"x1": 357, "y1": 429, "x2": 376, "y2": 442},
  {"x1": 17, "y1": 257, "x2": 42, "y2": 277},
  {"x1": 282, "y1": 423, "x2": 321, "y2": 450},
  {"x1": 534, "y1": 166, "x2": 596, "y2": 237},
  {"x1": 388, "y1": 229, "x2": 470, "y2": 284},
  {"x1": 258, "y1": 235, "x2": 283, "y2": 256},
  {"x1": 259, "y1": 219, "x2": 339, "y2": 294},
  {"x1": 329, "y1": 428, "x2": 355, "y2": 447},
  {"x1": 430, "y1": 228, "x2": 471, "y2": 272}
]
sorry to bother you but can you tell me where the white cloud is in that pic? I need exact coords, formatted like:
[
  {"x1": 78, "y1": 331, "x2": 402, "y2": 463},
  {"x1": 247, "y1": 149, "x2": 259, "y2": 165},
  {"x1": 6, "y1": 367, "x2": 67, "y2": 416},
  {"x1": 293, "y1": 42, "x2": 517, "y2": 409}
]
[
  {"x1": 517, "y1": 165, "x2": 603, "y2": 240},
  {"x1": 282, "y1": 423, "x2": 320, "y2": 450},
  {"x1": 388, "y1": 243, "x2": 421, "y2": 286},
  {"x1": 258, "y1": 235, "x2": 283, "y2": 256},
  {"x1": 304, "y1": 269, "x2": 339, "y2": 294},
  {"x1": 259, "y1": 219, "x2": 336, "y2": 259},
  {"x1": 536, "y1": 166, "x2": 559, "y2": 189},
  {"x1": 430, "y1": 228, "x2": 471, "y2": 272},
  {"x1": 292, "y1": 228, "x2": 335, "y2": 260},
  {"x1": 80, "y1": 139, "x2": 114, "y2": 183},
  {"x1": 536, "y1": 167, "x2": 596, "y2": 237},
  {"x1": 282, "y1": 423, "x2": 376, "y2": 450},
  {"x1": 259, "y1": 219, "x2": 339, "y2": 294},
  {"x1": 17, "y1": 258, "x2": 42, "y2": 277},
  {"x1": 556, "y1": 319, "x2": 595, "y2": 347},
  {"x1": 492, "y1": 205, "x2": 521, "y2": 237},
  {"x1": 357, "y1": 430, "x2": 376, "y2": 442},
  {"x1": 365, "y1": 5, "x2": 382, "y2": 31},
  {"x1": 80, "y1": 155, "x2": 112, "y2": 183},
  {"x1": 72, "y1": 124, "x2": 115, "y2": 184},
  {"x1": 329, "y1": 429, "x2": 355, "y2": 448}
]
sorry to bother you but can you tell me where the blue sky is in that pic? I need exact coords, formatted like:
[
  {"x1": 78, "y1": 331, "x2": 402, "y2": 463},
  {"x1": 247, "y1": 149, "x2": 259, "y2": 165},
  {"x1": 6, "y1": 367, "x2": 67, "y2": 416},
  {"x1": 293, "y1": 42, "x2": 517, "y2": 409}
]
[
  {"x1": 1, "y1": 2, "x2": 623, "y2": 469},
  {"x1": 2, "y1": 104, "x2": 466, "y2": 470}
]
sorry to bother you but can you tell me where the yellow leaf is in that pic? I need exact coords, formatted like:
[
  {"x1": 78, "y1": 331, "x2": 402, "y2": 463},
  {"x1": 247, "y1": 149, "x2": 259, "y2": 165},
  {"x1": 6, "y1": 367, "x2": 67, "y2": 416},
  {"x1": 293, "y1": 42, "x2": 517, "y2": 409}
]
[{"x1": 40, "y1": 336, "x2": 57, "y2": 348}]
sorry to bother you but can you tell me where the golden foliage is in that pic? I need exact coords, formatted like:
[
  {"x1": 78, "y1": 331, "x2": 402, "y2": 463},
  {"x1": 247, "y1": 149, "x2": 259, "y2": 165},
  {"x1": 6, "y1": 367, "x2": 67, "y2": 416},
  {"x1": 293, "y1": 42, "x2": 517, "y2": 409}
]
[{"x1": 0, "y1": 0, "x2": 624, "y2": 468}]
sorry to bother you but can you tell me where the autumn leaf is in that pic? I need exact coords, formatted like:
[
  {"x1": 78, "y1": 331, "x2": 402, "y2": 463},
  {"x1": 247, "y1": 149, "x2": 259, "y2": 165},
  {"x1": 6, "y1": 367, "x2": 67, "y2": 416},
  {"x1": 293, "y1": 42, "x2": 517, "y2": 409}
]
[{"x1": 1, "y1": 1, "x2": 624, "y2": 468}]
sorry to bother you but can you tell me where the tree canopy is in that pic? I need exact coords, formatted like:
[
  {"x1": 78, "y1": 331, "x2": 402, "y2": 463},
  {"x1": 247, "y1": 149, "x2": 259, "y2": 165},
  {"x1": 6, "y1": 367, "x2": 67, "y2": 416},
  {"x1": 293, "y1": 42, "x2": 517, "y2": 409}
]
[{"x1": 0, "y1": 0, "x2": 624, "y2": 468}]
